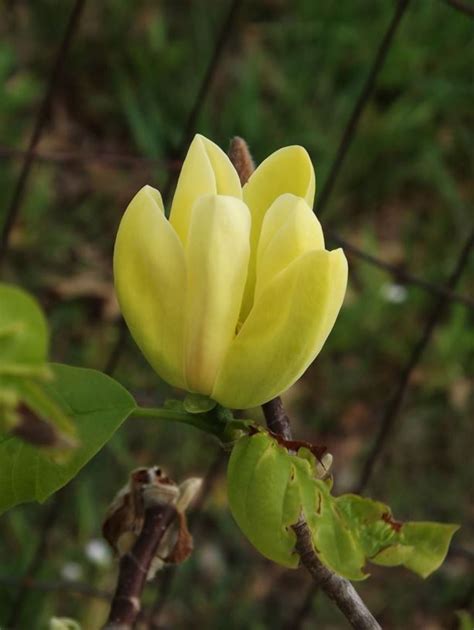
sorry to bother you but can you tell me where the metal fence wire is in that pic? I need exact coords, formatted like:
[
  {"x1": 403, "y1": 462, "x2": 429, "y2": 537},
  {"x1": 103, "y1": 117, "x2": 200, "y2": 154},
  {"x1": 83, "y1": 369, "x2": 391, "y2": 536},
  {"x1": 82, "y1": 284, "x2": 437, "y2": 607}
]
[{"x1": 0, "y1": 0, "x2": 472, "y2": 627}]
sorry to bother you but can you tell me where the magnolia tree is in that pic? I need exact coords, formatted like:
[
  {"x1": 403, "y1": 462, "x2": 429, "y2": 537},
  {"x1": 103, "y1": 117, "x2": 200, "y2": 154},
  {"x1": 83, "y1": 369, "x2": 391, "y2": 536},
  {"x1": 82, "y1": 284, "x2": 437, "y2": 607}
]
[{"x1": 0, "y1": 135, "x2": 458, "y2": 630}]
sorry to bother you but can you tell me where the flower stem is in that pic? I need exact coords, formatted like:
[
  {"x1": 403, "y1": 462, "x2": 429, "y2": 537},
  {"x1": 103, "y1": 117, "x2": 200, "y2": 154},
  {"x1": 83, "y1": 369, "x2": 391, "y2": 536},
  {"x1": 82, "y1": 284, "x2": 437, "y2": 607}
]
[{"x1": 130, "y1": 406, "x2": 230, "y2": 439}]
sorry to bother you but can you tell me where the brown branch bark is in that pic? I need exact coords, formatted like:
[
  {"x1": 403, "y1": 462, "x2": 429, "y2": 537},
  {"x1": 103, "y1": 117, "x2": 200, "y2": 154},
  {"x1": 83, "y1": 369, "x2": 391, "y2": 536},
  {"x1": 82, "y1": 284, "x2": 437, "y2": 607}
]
[
  {"x1": 261, "y1": 397, "x2": 292, "y2": 440},
  {"x1": 262, "y1": 398, "x2": 381, "y2": 630},
  {"x1": 103, "y1": 504, "x2": 177, "y2": 629}
]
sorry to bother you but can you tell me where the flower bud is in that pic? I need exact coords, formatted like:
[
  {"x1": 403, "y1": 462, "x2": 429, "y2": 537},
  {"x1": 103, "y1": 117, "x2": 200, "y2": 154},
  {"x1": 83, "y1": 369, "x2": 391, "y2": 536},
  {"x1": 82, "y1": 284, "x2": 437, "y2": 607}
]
[{"x1": 114, "y1": 135, "x2": 348, "y2": 409}]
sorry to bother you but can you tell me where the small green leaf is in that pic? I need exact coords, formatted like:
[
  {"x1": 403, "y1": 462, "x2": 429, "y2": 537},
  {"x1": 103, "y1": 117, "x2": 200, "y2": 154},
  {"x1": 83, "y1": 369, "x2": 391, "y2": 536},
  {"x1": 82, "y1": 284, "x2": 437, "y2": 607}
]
[
  {"x1": 183, "y1": 393, "x2": 217, "y2": 414},
  {"x1": 399, "y1": 522, "x2": 460, "y2": 578},
  {"x1": 227, "y1": 432, "x2": 459, "y2": 580},
  {"x1": 371, "y1": 544, "x2": 414, "y2": 567},
  {"x1": 0, "y1": 364, "x2": 136, "y2": 514},
  {"x1": 336, "y1": 494, "x2": 398, "y2": 558}
]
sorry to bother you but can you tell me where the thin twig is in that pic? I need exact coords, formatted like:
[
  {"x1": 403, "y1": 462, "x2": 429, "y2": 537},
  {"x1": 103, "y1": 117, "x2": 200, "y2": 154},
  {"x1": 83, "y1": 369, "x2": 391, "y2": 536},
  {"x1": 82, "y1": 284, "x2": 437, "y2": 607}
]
[
  {"x1": 0, "y1": 144, "x2": 180, "y2": 171},
  {"x1": 292, "y1": 520, "x2": 380, "y2": 629},
  {"x1": 316, "y1": 0, "x2": 410, "y2": 218},
  {"x1": 328, "y1": 229, "x2": 474, "y2": 310},
  {"x1": 262, "y1": 399, "x2": 381, "y2": 630},
  {"x1": 160, "y1": 0, "x2": 244, "y2": 204},
  {"x1": 0, "y1": 0, "x2": 86, "y2": 269},
  {"x1": 2, "y1": 142, "x2": 472, "y2": 312},
  {"x1": 2, "y1": 145, "x2": 473, "y2": 311},
  {"x1": 103, "y1": 0, "x2": 243, "y2": 376},
  {"x1": 354, "y1": 224, "x2": 474, "y2": 493},
  {"x1": 291, "y1": 541, "x2": 474, "y2": 630},
  {"x1": 104, "y1": 504, "x2": 177, "y2": 629}
]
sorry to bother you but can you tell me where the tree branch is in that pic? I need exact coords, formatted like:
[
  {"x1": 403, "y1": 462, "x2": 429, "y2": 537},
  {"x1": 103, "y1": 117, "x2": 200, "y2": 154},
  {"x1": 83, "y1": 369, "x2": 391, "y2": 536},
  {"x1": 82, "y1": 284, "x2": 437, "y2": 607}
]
[
  {"x1": 261, "y1": 398, "x2": 292, "y2": 440},
  {"x1": 262, "y1": 397, "x2": 381, "y2": 630},
  {"x1": 231, "y1": 137, "x2": 379, "y2": 628},
  {"x1": 104, "y1": 504, "x2": 177, "y2": 629}
]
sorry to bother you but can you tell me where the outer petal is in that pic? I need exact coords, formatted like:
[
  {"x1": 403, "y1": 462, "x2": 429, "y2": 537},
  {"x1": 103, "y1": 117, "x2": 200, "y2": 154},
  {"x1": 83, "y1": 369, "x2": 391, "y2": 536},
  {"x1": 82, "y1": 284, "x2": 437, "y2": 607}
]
[
  {"x1": 255, "y1": 193, "x2": 325, "y2": 298},
  {"x1": 169, "y1": 134, "x2": 242, "y2": 245},
  {"x1": 213, "y1": 248, "x2": 347, "y2": 409},
  {"x1": 184, "y1": 195, "x2": 250, "y2": 394},
  {"x1": 114, "y1": 185, "x2": 186, "y2": 389},
  {"x1": 241, "y1": 146, "x2": 316, "y2": 319}
]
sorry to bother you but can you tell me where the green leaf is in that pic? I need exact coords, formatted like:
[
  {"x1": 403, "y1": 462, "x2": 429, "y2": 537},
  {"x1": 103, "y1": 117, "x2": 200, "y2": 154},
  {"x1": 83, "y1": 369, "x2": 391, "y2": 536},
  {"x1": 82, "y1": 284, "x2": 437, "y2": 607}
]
[
  {"x1": 0, "y1": 364, "x2": 136, "y2": 515},
  {"x1": 399, "y1": 522, "x2": 460, "y2": 578},
  {"x1": 0, "y1": 283, "x2": 48, "y2": 370},
  {"x1": 227, "y1": 432, "x2": 459, "y2": 580},
  {"x1": 370, "y1": 543, "x2": 414, "y2": 567},
  {"x1": 310, "y1": 487, "x2": 367, "y2": 580}
]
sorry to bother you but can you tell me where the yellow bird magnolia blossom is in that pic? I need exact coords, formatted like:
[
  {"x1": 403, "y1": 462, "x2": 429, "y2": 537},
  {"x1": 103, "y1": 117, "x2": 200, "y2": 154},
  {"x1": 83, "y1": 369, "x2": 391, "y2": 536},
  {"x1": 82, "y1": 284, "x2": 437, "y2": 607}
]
[{"x1": 114, "y1": 135, "x2": 348, "y2": 409}]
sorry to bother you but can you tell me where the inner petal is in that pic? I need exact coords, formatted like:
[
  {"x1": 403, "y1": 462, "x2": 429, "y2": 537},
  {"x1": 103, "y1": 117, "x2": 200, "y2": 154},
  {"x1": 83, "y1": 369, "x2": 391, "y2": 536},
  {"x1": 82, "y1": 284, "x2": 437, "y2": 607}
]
[
  {"x1": 255, "y1": 194, "x2": 325, "y2": 299},
  {"x1": 240, "y1": 145, "x2": 316, "y2": 320}
]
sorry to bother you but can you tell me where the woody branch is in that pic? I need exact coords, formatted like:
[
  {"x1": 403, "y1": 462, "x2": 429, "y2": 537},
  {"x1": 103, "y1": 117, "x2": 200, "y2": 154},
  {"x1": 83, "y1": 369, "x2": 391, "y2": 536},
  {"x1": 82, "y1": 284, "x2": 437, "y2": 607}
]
[
  {"x1": 261, "y1": 398, "x2": 381, "y2": 630},
  {"x1": 228, "y1": 137, "x2": 380, "y2": 630},
  {"x1": 104, "y1": 504, "x2": 177, "y2": 629}
]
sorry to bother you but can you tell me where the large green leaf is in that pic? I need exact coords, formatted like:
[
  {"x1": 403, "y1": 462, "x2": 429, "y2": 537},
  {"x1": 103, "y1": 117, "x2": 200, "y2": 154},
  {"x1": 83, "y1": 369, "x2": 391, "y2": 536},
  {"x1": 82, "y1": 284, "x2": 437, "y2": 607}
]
[
  {"x1": 227, "y1": 431, "x2": 459, "y2": 580},
  {"x1": 0, "y1": 364, "x2": 136, "y2": 515}
]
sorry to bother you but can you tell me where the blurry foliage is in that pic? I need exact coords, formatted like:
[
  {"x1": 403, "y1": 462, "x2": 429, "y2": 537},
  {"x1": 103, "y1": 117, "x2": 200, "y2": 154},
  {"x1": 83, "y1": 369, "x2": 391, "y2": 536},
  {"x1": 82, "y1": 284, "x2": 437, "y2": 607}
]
[{"x1": 0, "y1": 0, "x2": 473, "y2": 628}]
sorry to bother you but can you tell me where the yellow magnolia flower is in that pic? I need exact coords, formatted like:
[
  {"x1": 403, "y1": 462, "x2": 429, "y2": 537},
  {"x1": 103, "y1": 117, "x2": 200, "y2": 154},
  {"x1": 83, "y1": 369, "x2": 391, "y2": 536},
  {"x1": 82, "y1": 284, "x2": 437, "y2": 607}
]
[{"x1": 114, "y1": 134, "x2": 347, "y2": 409}]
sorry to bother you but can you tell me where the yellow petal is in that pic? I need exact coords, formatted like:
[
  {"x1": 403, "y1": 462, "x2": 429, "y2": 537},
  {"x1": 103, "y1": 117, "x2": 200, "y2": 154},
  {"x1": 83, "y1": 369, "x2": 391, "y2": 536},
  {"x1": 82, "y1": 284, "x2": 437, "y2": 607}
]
[
  {"x1": 184, "y1": 195, "x2": 250, "y2": 394},
  {"x1": 213, "y1": 248, "x2": 347, "y2": 409},
  {"x1": 169, "y1": 134, "x2": 242, "y2": 245},
  {"x1": 241, "y1": 145, "x2": 316, "y2": 319},
  {"x1": 114, "y1": 185, "x2": 186, "y2": 389},
  {"x1": 255, "y1": 193, "x2": 325, "y2": 298}
]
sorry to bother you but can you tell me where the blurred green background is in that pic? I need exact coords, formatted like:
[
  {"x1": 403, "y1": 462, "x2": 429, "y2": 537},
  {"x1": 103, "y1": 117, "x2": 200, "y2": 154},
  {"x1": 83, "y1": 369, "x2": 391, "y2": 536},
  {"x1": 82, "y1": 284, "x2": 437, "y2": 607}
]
[{"x1": 0, "y1": 0, "x2": 473, "y2": 628}]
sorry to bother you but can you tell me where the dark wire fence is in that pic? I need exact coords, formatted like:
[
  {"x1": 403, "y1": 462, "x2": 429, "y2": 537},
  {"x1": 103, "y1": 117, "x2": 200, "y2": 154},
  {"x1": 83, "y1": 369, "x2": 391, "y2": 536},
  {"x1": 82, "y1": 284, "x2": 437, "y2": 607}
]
[{"x1": 0, "y1": 0, "x2": 473, "y2": 627}]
